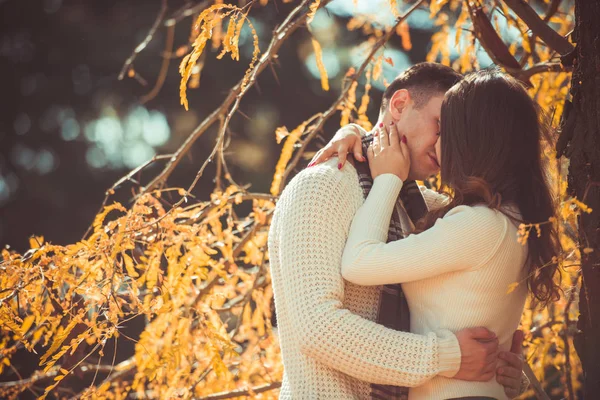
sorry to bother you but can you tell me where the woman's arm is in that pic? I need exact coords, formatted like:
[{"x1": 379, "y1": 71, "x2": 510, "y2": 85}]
[{"x1": 341, "y1": 174, "x2": 508, "y2": 285}]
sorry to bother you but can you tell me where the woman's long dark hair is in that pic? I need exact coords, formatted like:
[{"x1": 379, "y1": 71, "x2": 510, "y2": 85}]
[{"x1": 418, "y1": 70, "x2": 561, "y2": 306}]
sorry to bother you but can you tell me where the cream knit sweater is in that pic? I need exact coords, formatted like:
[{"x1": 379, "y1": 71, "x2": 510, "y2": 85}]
[
  {"x1": 268, "y1": 159, "x2": 462, "y2": 399},
  {"x1": 342, "y1": 174, "x2": 529, "y2": 400}
]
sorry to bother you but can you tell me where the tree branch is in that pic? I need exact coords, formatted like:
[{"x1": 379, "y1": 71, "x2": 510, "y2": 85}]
[
  {"x1": 165, "y1": 0, "x2": 212, "y2": 26},
  {"x1": 140, "y1": 22, "x2": 176, "y2": 104},
  {"x1": 502, "y1": 0, "x2": 574, "y2": 56},
  {"x1": 468, "y1": 3, "x2": 522, "y2": 67},
  {"x1": 195, "y1": 381, "x2": 282, "y2": 400},
  {"x1": 118, "y1": 0, "x2": 169, "y2": 81},
  {"x1": 510, "y1": 61, "x2": 571, "y2": 81}
]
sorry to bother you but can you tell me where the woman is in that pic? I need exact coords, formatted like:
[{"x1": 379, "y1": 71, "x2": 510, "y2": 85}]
[{"x1": 312, "y1": 70, "x2": 560, "y2": 399}]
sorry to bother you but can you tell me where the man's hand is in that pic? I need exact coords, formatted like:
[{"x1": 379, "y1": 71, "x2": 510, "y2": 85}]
[
  {"x1": 497, "y1": 329, "x2": 525, "y2": 398},
  {"x1": 308, "y1": 123, "x2": 367, "y2": 169},
  {"x1": 454, "y1": 327, "x2": 499, "y2": 381}
]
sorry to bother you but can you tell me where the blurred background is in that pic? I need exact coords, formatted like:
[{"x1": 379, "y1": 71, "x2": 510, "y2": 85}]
[{"x1": 0, "y1": 0, "x2": 498, "y2": 251}]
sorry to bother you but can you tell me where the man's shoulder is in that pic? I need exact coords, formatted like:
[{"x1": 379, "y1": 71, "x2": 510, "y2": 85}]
[{"x1": 282, "y1": 159, "x2": 360, "y2": 198}]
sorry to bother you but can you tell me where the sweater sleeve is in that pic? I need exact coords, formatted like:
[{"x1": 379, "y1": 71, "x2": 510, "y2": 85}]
[
  {"x1": 273, "y1": 165, "x2": 461, "y2": 385},
  {"x1": 341, "y1": 174, "x2": 508, "y2": 285}
]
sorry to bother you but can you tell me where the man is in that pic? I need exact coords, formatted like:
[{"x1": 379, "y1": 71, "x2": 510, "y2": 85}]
[{"x1": 268, "y1": 63, "x2": 525, "y2": 399}]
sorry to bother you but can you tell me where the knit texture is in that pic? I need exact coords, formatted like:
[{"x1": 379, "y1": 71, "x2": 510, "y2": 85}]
[
  {"x1": 268, "y1": 159, "x2": 461, "y2": 399},
  {"x1": 342, "y1": 174, "x2": 529, "y2": 400}
]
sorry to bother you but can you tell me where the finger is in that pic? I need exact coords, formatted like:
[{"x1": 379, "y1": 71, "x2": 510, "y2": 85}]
[
  {"x1": 504, "y1": 387, "x2": 519, "y2": 399},
  {"x1": 379, "y1": 124, "x2": 390, "y2": 148},
  {"x1": 388, "y1": 122, "x2": 400, "y2": 148},
  {"x1": 353, "y1": 137, "x2": 365, "y2": 162},
  {"x1": 510, "y1": 329, "x2": 524, "y2": 355},
  {"x1": 497, "y1": 375, "x2": 520, "y2": 392},
  {"x1": 485, "y1": 350, "x2": 499, "y2": 365},
  {"x1": 372, "y1": 129, "x2": 381, "y2": 153},
  {"x1": 319, "y1": 145, "x2": 338, "y2": 163},
  {"x1": 497, "y1": 365, "x2": 521, "y2": 379},
  {"x1": 308, "y1": 149, "x2": 324, "y2": 167},
  {"x1": 310, "y1": 147, "x2": 332, "y2": 167},
  {"x1": 367, "y1": 143, "x2": 375, "y2": 163},
  {"x1": 469, "y1": 327, "x2": 497, "y2": 341},
  {"x1": 499, "y1": 351, "x2": 523, "y2": 368},
  {"x1": 336, "y1": 144, "x2": 350, "y2": 169},
  {"x1": 504, "y1": 386, "x2": 519, "y2": 399},
  {"x1": 482, "y1": 338, "x2": 500, "y2": 356}
]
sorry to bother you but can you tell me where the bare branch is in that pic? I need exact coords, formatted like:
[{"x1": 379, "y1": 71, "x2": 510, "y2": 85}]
[
  {"x1": 509, "y1": 61, "x2": 571, "y2": 80},
  {"x1": 118, "y1": 0, "x2": 169, "y2": 81},
  {"x1": 468, "y1": 3, "x2": 522, "y2": 69},
  {"x1": 543, "y1": 0, "x2": 564, "y2": 22},
  {"x1": 140, "y1": 22, "x2": 176, "y2": 104},
  {"x1": 195, "y1": 381, "x2": 282, "y2": 400},
  {"x1": 0, "y1": 366, "x2": 61, "y2": 391},
  {"x1": 165, "y1": 0, "x2": 212, "y2": 26},
  {"x1": 502, "y1": 0, "x2": 574, "y2": 55}
]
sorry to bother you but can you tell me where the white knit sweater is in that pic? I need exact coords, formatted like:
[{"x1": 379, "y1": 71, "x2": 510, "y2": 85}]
[
  {"x1": 268, "y1": 159, "x2": 462, "y2": 399},
  {"x1": 342, "y1": 174, "x2": 529, "y2": 400}
]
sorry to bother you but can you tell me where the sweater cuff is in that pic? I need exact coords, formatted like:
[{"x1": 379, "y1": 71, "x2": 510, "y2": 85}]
[{"x1": 435, "y1": 329, "x2": 462, "y2": 378}]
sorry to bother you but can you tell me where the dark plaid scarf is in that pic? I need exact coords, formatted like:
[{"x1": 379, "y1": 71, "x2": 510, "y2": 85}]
[{"x1": 355, "y1": 135, "x2": 429, "y2": 400}]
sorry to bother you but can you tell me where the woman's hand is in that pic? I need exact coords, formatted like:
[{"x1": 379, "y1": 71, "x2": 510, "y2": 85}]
[
  {"x1": 308, "y1": 123, "x2": 367, "y2": 169},
  {"x1": 368, "y1": 122, "x2": 410, "y2": 181}
]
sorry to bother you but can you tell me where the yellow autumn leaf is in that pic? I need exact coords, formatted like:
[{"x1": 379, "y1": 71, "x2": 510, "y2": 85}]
[
  {"x1": 311, "y1": 38, "x2": 329, "y2": 91},
  {"x1": 271, "y1": 118, "x2": 312, "y2": 196},
  {"x1": 506, "y1": 282, "x2": 519, "y2": 294},
  {"x1": 21, "y1": 314, "x2": 36, "y2": 335},
  {"x1": 29, "y1": 235, "x2": 44, "y2": 249},
  {"x1": 123, "y1": 252, "x2": 139, "y2": 278},
  {"x1": 307, "y1": 0, "x2": 320, "y2": 24}
]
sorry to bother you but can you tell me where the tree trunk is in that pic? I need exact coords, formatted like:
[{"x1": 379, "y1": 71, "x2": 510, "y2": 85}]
[{"x1": 561, "y1": 0, "x2": 600, "y2": 396}]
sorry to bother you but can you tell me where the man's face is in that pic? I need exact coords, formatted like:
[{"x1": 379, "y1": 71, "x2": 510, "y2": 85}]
[{"x1": 393, "y1": 94, "x2": 443, "y2": 181}]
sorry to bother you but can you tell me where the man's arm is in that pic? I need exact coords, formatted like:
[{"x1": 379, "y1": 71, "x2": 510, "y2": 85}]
[{"x1": 273, "y1": 163, "x2": 493, "y2": 386}]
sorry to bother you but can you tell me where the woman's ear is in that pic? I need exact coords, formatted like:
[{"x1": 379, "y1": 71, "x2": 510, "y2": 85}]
[{"x1": 389, "y1": 89, "x2": 410, "y2": 120}]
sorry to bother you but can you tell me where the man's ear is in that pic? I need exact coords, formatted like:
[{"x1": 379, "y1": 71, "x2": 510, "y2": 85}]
[{"x1": 388, "y1": 89, "x2": 410, "y2": 120}]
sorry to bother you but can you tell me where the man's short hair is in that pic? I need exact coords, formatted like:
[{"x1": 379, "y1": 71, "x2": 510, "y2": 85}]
[{"x1": 381, "y1": 62, "x2": 463, "y2": 113}]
